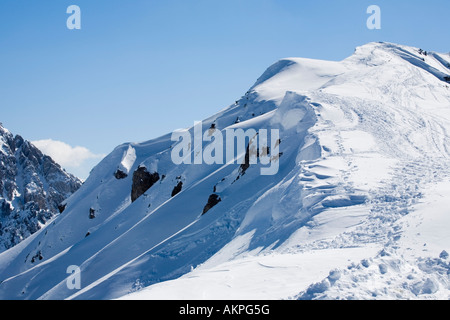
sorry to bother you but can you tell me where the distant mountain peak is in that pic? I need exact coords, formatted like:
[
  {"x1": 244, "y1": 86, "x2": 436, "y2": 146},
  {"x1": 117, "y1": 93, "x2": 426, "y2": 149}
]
[{"x1": 0, "y1": 124, "x2": 82, "y2": 252}]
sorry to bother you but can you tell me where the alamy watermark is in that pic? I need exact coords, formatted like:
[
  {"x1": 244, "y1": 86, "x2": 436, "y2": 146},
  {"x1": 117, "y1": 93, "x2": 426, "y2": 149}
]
[
  {"x1": 171, "y1": 121, "x2": 280, "y2": 176},
  {"x1": 67, "y1": 5, "x2": 81, "y2": 30},
  {"x1": 367, "y1": 5, "x2": 381, "y2": 30},
  {"x1": 66, "y1": 265, "x2": 81, "y2": 290},
  {"x1": 65, "y1": 5, "x2": 380, "y2": 31}
]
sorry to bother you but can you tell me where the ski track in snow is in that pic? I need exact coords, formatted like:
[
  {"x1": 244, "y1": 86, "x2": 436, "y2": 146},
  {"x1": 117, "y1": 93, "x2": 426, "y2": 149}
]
[{"x1": 294, "y1": 157, "x2": 450, "y2": 300}]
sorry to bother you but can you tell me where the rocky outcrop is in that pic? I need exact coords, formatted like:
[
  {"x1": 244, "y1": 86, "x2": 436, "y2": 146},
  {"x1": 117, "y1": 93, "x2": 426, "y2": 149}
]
[
  {"x1": 58, "y1": 203, "x2": 67, "y2": 214},
  {"x1": 202, "y1": 194, "x2": 221, "y2": 215},
  {"x1": 89, "y1": 208, "x2": 96, "y2": 219},
  {"x1": 171, "y1": 181, "x2": 183, "y2": 197},
  {"x1": 131, "y1": 166, "x2": 160, "y2": 202},
  {"x1": 238, "y1": 143, "x2": 253, "y2": 177},
  {"x1": 114, "y1": 169, "x2": 128, "y2": 180}
]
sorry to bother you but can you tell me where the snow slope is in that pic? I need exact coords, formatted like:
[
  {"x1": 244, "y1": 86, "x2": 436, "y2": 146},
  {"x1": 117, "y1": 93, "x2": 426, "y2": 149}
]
[{"x1": 1, "y1": 42, "x2": 450, "y2": 300}]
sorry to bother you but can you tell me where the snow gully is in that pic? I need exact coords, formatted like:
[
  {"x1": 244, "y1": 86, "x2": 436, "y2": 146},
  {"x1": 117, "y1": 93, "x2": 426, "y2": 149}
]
[{"x1": 171, "y1": 121, "x2": 280, "y2": 175}]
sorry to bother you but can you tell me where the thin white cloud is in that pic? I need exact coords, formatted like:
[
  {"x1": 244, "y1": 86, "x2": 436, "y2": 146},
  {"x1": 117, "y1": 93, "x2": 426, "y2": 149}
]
[{"x1": 32, "y1": 139, "x2": 105, "y2": 179}]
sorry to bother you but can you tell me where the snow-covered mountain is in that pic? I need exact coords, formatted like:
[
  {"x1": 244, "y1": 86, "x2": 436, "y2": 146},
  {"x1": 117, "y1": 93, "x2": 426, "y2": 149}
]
[
  {"x1": 0, "y1": 124, "x2": 82, "y2": 253},
  {"x1": 1, "y1": 42, "x2": 450, "y2": 300}
]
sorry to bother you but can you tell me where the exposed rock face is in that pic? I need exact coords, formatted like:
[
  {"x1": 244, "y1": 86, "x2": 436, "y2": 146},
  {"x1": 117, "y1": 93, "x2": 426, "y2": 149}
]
[
  {"x1": 202, "y1": 194, "x2": 221, "y2": 215},
  {"x1": 89, "y1": 208, "x2": 96, "y2": 219},
  {"x1": 58, "y1": 203, "x2": 67, "y2": 214},
  {"x1": 114, "y1": 169, "x2": 128, "y2": 180},
  {"x1": 171, "y1": 181, "x2": 183, "y2": 197},
  {"x1": 238, "y1": 142, "x2": 252, "y2": 177},
  {"x1": 0, "y1": 124, "x2": 82, "y2": 252},
  {"x1": 131, "y1": 166, "x2": 160, "y2": 202}
]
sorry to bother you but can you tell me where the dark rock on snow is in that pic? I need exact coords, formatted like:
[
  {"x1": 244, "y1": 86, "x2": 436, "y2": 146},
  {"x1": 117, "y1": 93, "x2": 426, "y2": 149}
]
[
  {"x1": 202, "y1": 194, "x2": 221, "y2": 215},
  {"x1": 114, "y1": 169, "x2": 128, "y2": 180},
  {"x1": 131, "y1": 166, "x2": 160, "y2": 202},
  {"x1": 171, "y1": 181, "x2": 183, "y2": 197}
]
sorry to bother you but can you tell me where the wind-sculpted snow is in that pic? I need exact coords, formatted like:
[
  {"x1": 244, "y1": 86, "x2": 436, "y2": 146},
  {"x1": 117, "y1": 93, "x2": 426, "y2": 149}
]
[{"x1": 1, "y1": 42, "x2": 450, "y2": 300}]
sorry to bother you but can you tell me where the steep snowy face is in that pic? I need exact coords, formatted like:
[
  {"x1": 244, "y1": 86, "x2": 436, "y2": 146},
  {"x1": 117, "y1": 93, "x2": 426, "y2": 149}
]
[
  {"x1": 0, "y1": 124, "x2": 82, "y2": 252},
  {"x1": 0, "y1": 42, "x2": 449, "y2": 300}
]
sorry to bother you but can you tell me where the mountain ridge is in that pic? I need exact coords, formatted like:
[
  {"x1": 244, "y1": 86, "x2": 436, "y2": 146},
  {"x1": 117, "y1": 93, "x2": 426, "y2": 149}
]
[{"x1": 1, "y1": 42, "x2": 449, "y2": 300}]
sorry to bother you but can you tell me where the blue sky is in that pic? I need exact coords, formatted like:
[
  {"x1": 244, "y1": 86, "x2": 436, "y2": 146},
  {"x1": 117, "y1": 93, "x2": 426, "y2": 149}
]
[{"x1": 0, "y1": 0, "x2": 449, "y2": 179}]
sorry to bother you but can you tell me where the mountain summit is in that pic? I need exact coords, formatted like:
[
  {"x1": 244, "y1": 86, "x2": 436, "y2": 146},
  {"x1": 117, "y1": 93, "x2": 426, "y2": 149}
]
[
  {"x1": 1, "y1": 42, "x2": 450, "y2": 300},
  {"x1": 0, "y1": 124, "x2": 82, "y2": 252}
]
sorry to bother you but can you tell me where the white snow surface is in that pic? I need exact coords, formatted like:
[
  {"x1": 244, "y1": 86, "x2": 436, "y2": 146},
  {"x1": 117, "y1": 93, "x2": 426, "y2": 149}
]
[
  {"x1": 1, "y1": 42, "x2": 450, "y2": 300},
  {"x1": 117, "y1": 145, "x2": 136, "y2": 175}
]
